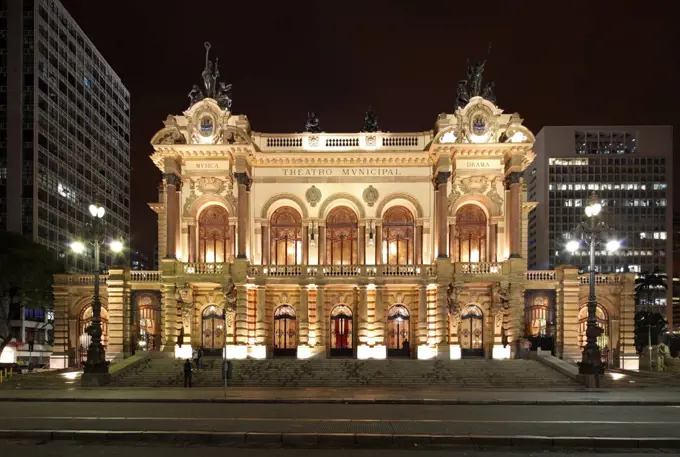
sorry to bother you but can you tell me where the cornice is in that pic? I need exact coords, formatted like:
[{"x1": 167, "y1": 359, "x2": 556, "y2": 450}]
[{"x1": 251, "y1": 151, "x2": 432, "y2": 167}]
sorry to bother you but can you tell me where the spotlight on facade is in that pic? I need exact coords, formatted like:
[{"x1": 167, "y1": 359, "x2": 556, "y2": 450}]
[
  {"x1": 70, "y1": 240, "x2": 86, "y2": 254},
  {"x1": 566, "y1": 240, "x2": 580, "y2": 253}
]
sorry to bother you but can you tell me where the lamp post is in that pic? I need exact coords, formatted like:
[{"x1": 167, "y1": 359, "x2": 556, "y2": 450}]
[
  {"x1": 566, "y1": 192, "x2": 620, "y2": 383},
  {"x1": 70, "y1": 202, "x2": 124, "y2": 386}
]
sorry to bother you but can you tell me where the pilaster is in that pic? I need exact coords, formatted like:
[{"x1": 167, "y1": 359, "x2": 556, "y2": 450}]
[
  {"x1": 357, "y1": 285, "x2": 369, "y2": 345},
  {"x1": 374, "y1": 285, "x2": 385, "y2": 346},
  {"x1": 255, "y1": 286, "x2": 266, "y2": 344},
  {"x1": 618, "y1": 274, "x2": 638, "y2": 369},
  {"x1": 417, "y1": 284, "x2": 427, "y2": 345},
  {"x1": 49, "y1": 284, "x2": 70, "y2": 369},
  {"x1": 558, "y1": 265, "x2": 581, "y2": 362},
  {"x1": 299, "y1": 286, "x2": 309, "y2": 345},
  {"x1": 235, "y1": 284, "x2": 249, "y2": 345}
]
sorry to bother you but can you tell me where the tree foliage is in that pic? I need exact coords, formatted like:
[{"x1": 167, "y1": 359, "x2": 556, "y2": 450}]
[
  {"x1": 0, "y1": 232, "x2": 65, "y2": 356},
  {"x1": 634, "y1": 311, "x2": 667, "y2": 354}
]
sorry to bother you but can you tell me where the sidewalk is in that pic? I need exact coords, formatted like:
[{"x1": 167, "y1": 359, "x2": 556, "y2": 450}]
[{"x1": 2, "y1": 386, "x2": 680, "y2": 405}]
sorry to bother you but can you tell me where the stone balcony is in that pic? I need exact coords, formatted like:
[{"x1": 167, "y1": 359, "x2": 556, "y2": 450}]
[{"x1": 246, "y1": 264, "x2": 438, "y2": 284}]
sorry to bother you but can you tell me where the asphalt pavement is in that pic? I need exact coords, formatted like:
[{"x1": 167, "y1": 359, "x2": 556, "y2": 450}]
[
  {"x1": 1, "y1": 440, "x2": 678, "y2": 456},
  {"x1": 0, "y1": 400, "x2": 679, "y2": 443}
]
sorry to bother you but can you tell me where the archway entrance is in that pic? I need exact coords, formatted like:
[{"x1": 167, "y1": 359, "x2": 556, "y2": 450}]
[
  {"x1": 330, "y1": 304, "x2": 353, "y2": 357},
  {"x1": 202, "y1": 305, "x2": 225, "y2": 350},
  {"x1": 578, "y1": 304, "x2": 609, "y2": 364},
  {"x1": 273, "y1": 305, "x2": 297, "y2": 357},
  {"x1": 135, "y1": 294, "x2": 161, "y2": 352},
  {"x1": 460, "y1": 305, "x2": 484, "y2": 358},
  {"x1": 387, "y1": 305, "x2": 410, "y2": 357},
  {"x1": 78, "y1": 306, "x2": 109, "y2": 367}
]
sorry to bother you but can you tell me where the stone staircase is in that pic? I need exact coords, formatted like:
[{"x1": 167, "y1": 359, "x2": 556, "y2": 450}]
[
  {"x1": 187, "y1": 358, "x2": 579, "y2": 388},
  {"x1": 0, "y1": 369, "x2": 83, "y2": 389},
  {"x1": 112, "y1": 357, "x2": 185, "y2": 387}
]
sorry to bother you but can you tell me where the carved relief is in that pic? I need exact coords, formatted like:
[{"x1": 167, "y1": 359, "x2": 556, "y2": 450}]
[
  {"x1": 308, "y1": 136, "x2": 320, "y2": 147},
  {"x1": 305, "y1": 186, "x2": 322, "y2": 207},
  {"x1": 461, "y1": 102, "x2": 498, "y2": 143},
  {"x1": 182, "y1": 180, "x2": 198, "y2": 217},
  {"x1": 196, "y1": 177, "x2": 225, "y2": 195},
  {"x1": 175, "y1": 286, "x2": 194, "y2": 328},
  {"x1": 448, "y1": 184, "x2": 462, "y2": 208},
  {"x1": 156, "y1": 128, "x2": 186, "y2": 145},
  {"x1": 365, "y1": 135, "x2": 376, "y2": 146},
  {"x1": 459, "y1": 176, "x2": 489, "y2": 195},
  {"x1": 223, "y1": 280, "x2": 237, "y2": 313},
  {"x1": 362, "y1": 185, "x2": 379, "y2": 207},
  {"x1": 485, "y1": 177, "x2": 504, "y2": 214}
]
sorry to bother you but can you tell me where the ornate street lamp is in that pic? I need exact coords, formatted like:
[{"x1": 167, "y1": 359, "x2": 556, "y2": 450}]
[
  {"x1": 70, "y1": 201, "x2": 124, "y2": 386},
  {"x1": 566, "y1": 192, "x2": 620, "y2": 380}
]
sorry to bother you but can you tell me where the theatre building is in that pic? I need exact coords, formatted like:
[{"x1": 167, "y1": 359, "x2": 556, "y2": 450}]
[{"x1": 50, "y1": 54, "x2": 639, "y2": 370}]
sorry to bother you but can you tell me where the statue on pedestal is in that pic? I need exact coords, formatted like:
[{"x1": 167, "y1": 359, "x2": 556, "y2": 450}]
[{"x1": 304, "y1": 112, "x2": 322, "y2": 133}]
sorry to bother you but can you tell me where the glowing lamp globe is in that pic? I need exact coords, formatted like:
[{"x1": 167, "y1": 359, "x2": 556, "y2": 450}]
[
  {"x1": 605, "y1": 240, "x2": 621, "y2": 252},
  {"x1": 70, "y1": 241, "x2": 86, "y2": 254},
  {"x1": 566, "y1": 240, "x2": 580, "y2": 253},
  {"x1": 110, "y1": 240, "x2": 124, "y2": 253}
]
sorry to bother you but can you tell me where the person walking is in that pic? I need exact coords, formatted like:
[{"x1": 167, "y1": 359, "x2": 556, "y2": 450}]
[{"x1": 183, "y1": 359, "x2": 192, "y2": 388}]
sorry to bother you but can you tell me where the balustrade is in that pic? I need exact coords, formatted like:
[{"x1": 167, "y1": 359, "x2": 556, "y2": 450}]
[
  {"x1": 456, "y1": 262, "x2": 503, "y2": 275},
  {"x1": 60, "y1": 275, "x2": 109, "y2": 285},
  {"x1": 246, "y1": 264, "x2": 437, "y2": 279},
  {"x1": 579, "y1": 274, "x2": 620, "y2": 284},
  {"x1": 526, "y1": 270, "x2": 556, "y2": 281},
  {"x1": 183, "y1": 263, "x2": 226, "y2": 275},
  {"x1": 130, "y1": 271, "x2": 162, "y2": 282}
]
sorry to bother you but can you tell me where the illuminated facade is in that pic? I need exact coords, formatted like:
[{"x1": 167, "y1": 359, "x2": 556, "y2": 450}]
[{"x1": 50, "y1": 52, "x2": 638, "y2": 370}]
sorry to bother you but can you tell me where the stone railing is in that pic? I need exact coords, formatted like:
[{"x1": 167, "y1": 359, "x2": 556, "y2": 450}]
[
  {"x1": 247, "y1": 264, "x2": 436, "y2": 279},
  {"x1": 455, "y1": 262, "x2": 504, "y2": 275},
  {"x1": 579, "y1": 274, "x2": 621, "y2": 285},
  {"x1": 54, "y1": 274, "x2": 109, "y2": 285},
  {"x1": 526, "y1": 270, "x2": 556, "y2": 281},
  {"x1": 130, "y1": 270, "x2": 162, "y2": 282},
  {"x1": 183, "y1": 263, "x2": 227, "y2": 275},
  {"x1": 251, "y1": 132, "x2": 432, "y2": 152}
]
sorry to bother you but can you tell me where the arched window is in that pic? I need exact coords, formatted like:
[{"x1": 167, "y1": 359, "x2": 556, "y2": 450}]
[
  {"x1": 455, "y1": 205, "x2": 487, "y2": 263},
  {"x1": 387, "y1": 305, "x2": 410, "y2": 357},
  {"x1": 135, "y1": 294, "x2": 161, "y2": 352},
  {"x1": 273, "y1": 305, "x2": 297, "y2": 356},
  {"x1": 202, "y1": 305, "x2": 225, "y2": 349},
  {"x1": 270, "y1": 206, "x2": 302, "y2": 265},
  {"x1": 326, "y1": 206, "x2": 358, "y2": 265},
  {"x1": 79, "y1": 306, "x2": 108, "y2": 367},
  {"x1": 525, "y1": 295, "x2": 550, "y2": 337},
  {"x1": 382, "y1": 206, "x2": 415, "y2": 265},
  {"x1": 198, "y1": 205, "x2": 233, "y2": 263},
  {"x1": 578, "y1": 304, "x2": 609, "y2": 352},
  {"x1": 460, "y1": 305, "x2": 483, "y2": 357}
]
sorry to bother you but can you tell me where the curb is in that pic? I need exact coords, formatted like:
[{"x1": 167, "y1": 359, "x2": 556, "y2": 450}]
[
  {"x1": 0, "y1": 430, "x2": 679, "y2": 448},
  {"x1": 1, "y1": 397, "x2": 680, "y2": 406}
]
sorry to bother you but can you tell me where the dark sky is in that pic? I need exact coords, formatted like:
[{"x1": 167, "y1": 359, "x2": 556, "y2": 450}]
[{"x1": 60, "y1": 0, "x2": 679, "y2": 259}]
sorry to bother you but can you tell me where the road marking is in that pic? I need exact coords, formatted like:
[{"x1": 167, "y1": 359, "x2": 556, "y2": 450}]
[{"x1": 0, "y1": 416, "x2": 678, "y2": 425}]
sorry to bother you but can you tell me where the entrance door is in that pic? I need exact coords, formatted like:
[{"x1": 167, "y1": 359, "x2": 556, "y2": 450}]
[
  {"x1": 202, "y1": 305, "x2": 225, "y2": 350},
  {"x1": 387, "y1": 305, "x2": 410, "y2": 357},
  {"x1": 460, "y1": 305, "x2": 484, "y2": 358},
  {"x1": 273, "y1": 305, "x2": 297, "y2": 357},
  {"x1": 330, "y1": 305, "x2": 353, "y2": 357}
]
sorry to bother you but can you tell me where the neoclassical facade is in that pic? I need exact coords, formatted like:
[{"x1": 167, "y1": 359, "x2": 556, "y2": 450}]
[{"x1": 50, "y1": 81, "x2": 639, "y2": 370}]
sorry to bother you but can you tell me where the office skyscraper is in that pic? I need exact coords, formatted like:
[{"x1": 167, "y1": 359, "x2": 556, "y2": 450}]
[
  {"x1": 0, "y1": 0, "x2": 130, "y2": 271},
  {"x1": 527, "y1": 126, "x2": 673, "y2": 320}
]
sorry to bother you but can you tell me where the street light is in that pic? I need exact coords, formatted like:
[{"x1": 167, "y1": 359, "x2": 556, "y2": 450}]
[
  {"x1": 70, "y1": 201, "x2": 124, "y2": 386},
  {"x1": 566, "y1": 192, "x2": 620, "y2": 380}
]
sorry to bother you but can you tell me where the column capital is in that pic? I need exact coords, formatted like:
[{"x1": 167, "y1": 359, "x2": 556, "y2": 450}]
[
  {"x1": 433, "y1": 171, "x2": 451, "y2": 190},
  {"x1": 234, "y1": 171, "x2": 252, "y2": 190},
  {"x1": 504, "y1": 171, "x2": 522, "y2": 187},
  {"x1": 163, "y1": 173, "x2": 182, "y2": 188}
]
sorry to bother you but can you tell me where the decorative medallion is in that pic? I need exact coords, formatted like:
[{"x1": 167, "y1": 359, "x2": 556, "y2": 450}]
[
  {"x1": 534, "y1": 296, "x2": 546, "y2": 307},
  {"x1": 365, "y1": 135, "x2": 376, "y2": 146},
  {"x1": 362, "y1": 185, "x2": 379, "y2": 207},
  {"x1": 199, "y1": 115, "x2": 214, "y2": 137},
  {"x1": 280, "y1": 293, "x2": 289, "y2": 305},
  {"x1": 308, "y1": 136, "x2": 320, "y2": 148},
  {"x1": 305, "y1": 185, "x2": 322, "y2": 207},
  {"x1": 472, "y1": 114, "x2": 487, "y2": 135},
  {"x1": 462, "y1": 102, "x2": 497, "y2": 143}
]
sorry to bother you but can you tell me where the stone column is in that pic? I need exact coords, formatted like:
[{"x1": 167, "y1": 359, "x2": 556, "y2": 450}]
[
  {"x1": 506, "y1": 172, "x2": 522, "y2": 258},
  {"x1": 374, "y1": 286, "x2": 385, "y2": 345},
  {"x1": 261, "y1": 224, "x2": 270, "y2": 265},
  {"x1": 299, "y1": 286, "x2": 309, "y2": 345},
  {"x1": 448, "y1": 221, "x2": 455, "y2": 262},
  {"x1": 161, "y1": 282, "x2": 177, "y2": 351},
  {"x1": 105, "y1": 268, "x2": 127, "y2": 360},
  {"x1": 49, "y1": 285, "x2": 70, "y2": 369},
  {"x1": 301, "y1": 225, "x2": 309, "y2": 265},
  {"x1": 436, "y1": 283, "x2": 449, "y2": 358},
  {"x1": 318, "y1": 225, "x2": 326, "y2": 265},
  {"x1": 163, "y1": 173, "x2": 180, "y2": 259},
  {"x1": 415, "y1": 224, "x2": 423, "y2": 264},
  {"x1": 188, "y1": 224, "x2": 196, "y2": 263},
  {"x1": 489, "y1": 222, "x2": 498, "y2": 262},
  {"x1": 556, "y1": 265, "x2": 581, "y2": 362},
  {"x1": 235, "y1": 285, "x2": 249, "y2": 345},
  {"x1": 234, "y1": 172, "x2": 252, "y2": 259},
  {"x1": 434, "y1": 171, "x2": 451, "y2": 258},
  {"x1": 375, "y1": 223, "x2": 383, "y2": 264},
  {"x1": 418, "y1": 285, "x2": 427, "y2": 345},
  {"x1": 256, "y1": 286, "x2": 266, "y2": 345},
  {"x1": 358, "y1": 225, "x2": 366, "y2": 265},
  {"x1": 357, "y1": 286, "x2": 368, "y2": 346},
  {"x1": 316, "y1": 286, "x2": 326, "y2": 351}
]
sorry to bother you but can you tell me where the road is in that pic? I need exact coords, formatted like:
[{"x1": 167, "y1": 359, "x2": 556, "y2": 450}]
[
  {"x1": 0, "y1": 440, "x2": 677, "y2": 456},
  {"x1": 0, "y1": 401, "x2": 679, "y2": 439}
]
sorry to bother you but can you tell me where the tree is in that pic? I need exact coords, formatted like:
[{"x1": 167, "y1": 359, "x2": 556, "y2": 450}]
[
  {"x1": 0, "y1": 232, "x2": 65, "y2": 358},
  {"x1": 634, "y1": 311, "x2": 667, "y2": 354},
  {"x1": 634, "y1": 270, "x2": 667, "y2": 310}
]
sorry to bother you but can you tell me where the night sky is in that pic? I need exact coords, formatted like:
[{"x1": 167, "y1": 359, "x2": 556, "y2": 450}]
[{"x1": 60, "y1": 0, "x2": 679, "y2": 259}]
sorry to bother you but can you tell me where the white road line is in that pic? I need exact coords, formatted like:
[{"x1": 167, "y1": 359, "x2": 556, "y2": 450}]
[{"x1": 0, "y1": 417, "x2": 678, "y2": 425}]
